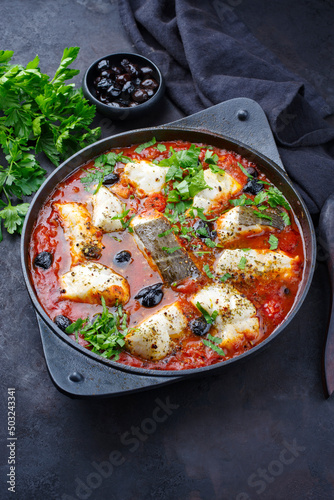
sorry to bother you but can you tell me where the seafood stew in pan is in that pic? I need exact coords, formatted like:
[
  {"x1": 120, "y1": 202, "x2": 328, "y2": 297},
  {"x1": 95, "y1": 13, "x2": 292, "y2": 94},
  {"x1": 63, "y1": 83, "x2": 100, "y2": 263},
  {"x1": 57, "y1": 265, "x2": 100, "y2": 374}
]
[{"x1": 29, "y1": 139, "x2": 304, "y2": 371}]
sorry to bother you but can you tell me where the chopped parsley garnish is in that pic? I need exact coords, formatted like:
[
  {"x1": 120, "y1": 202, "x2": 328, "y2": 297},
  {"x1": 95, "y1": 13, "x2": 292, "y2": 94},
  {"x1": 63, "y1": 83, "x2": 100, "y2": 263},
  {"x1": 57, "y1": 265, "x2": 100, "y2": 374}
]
[
  {"x1": 195, "y1": 302, "x2": 218, "y2": 324},
  {"x1": 238, "y1": 162, "x2": 253, "y2": 178},
  {"x1": 158, "y1": 228, "x2": 173, "y2": 238},
  {"x1": 204, "y1": 238, "x2": 216, "y2": 248},
  {"x1": 203, "y1": 264, "x2": 215, "y2": 279},
  {"x1": 238, "y1": 256, "x2": 247, "y2": 269},
  {"x1": 81, "y1": 151, "x2": 130, "y2": 193},
  {"x1": 253, "y1": 210, "x2": 272, "y2": 221},
  {"x1": 281, "y1": 211, "x2": 291, "y2": 226},
  {"x1": 268, "y1": 234, "x2": 279, "y2": 250},
  {"x1": 112, "y1": 205, "x2": 135, "y2": 232},
  {"x1": 220, "y1": 273, "x2": 232, "y2": 282},
  {"x1": 65, "y1": 297, "x2": 128, "y2": 360},
  {"x1": 241, "y1": 248, "x2": 251, "y2": 252},
  {"x1": 202, "y1": 337, "x2": 225, "y2": 356},
  {"x1": 134, "y1": 137, "x2": 156, "y2": 153},
  {"x1": 156, "y1": 144, "x2": 167, "y2": 152},
  {"x1": 161, "y1": 246, "x2": 181, "y2": 254},
  {"x1": 229, "y1": 194, "x2": 255, "y2": 207}
]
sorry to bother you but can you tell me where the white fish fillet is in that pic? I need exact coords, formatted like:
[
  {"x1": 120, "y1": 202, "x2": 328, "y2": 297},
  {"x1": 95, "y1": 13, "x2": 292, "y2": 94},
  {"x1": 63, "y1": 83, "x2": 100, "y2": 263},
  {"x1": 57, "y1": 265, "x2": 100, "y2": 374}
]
[
  {"x1": 54, "y1": 202, "x2": 103, "y2": 265},
  {"x1": 216, "y1": 206, "x2": 269, "y2": 242},
  {"x1": 191, "y1": 283, "x2": 259, "y2": 349},
  {"x1": 192, "y1": 169, "x2": 241, "y2": 213},
  {"x1": 60, "y1": 262, "x2": 130, "y2": 306},
  {"x1": 214, "y1": 249, "x2": 298, "y2": 279},
  {"x1": 91, "y1": 185, "x2": 123, "y2": 232},
  {"x1": 125, "y1": 302, "x2": 187, "y2": 360},
  {"x1": 122, "y1": 160, "x2": 169, "y2": 197}
]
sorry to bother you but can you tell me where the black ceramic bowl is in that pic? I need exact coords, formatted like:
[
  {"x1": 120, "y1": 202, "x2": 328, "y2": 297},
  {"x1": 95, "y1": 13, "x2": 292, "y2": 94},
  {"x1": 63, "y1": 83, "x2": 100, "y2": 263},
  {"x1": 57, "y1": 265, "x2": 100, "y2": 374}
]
[{"x1": 82, "y1": 52, "x2": 165, "y2": 121}]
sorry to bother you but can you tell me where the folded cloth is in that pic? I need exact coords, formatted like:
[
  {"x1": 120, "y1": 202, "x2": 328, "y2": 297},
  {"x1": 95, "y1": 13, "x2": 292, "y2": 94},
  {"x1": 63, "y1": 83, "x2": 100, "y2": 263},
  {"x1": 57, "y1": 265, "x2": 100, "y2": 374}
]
[{"x1": 119, "y1": 0, "x2": 334, "y2": 215}]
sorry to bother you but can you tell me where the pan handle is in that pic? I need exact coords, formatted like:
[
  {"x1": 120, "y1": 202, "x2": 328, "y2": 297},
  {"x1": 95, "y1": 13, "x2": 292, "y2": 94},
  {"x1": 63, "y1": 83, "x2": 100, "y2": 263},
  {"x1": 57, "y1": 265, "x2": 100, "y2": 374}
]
[
  {"x1": 319, "y1": 193, "x2": 334, "y2": 398},
  {"x1": 161, "y1": 98, "x2": 285, "y2": 170},
  {"x1": 36, "y1": 315, "x2": 181, "y2": 398}
]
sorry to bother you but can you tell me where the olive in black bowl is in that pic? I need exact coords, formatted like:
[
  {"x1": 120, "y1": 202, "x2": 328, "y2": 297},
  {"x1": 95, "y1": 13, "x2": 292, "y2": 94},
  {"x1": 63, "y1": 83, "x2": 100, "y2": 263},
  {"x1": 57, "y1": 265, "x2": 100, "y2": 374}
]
[{"x1": 82, "y1": 52, "x2": 165, "y2": 121}]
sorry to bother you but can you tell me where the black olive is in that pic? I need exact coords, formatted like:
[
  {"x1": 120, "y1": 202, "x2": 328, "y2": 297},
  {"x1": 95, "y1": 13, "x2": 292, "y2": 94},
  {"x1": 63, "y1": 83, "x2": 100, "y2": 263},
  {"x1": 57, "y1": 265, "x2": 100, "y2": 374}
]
[
  {"x1": 116, "y1": 73, "x2": 131, "y2": 85},
  {"x1": 140, "y1": 66, "x2": 154, "y2": 77},
  {"x1": 135, "y1": 283, "x2": 164, "y2": 308},
  {"x1": 54, "y1": 315, "x2": 72, "y2": 332},
  {"x1": 122, "y1": 81, "x2": 136, "y2": 94},
  {"x1": 114, "y1": 250, "x2": 132, "y2": 265},
  {"x1": 193, "y1": 219, "x2": 211, "y2": 239},
  {"x1": 100, "y1": 69, "x2": 111, "y2": 78},
  {"x1": 141, "y1": 78, "x2": 159, "y2": 90},
  {"x1": 94, "y1": 76, "x2": 102, "y2": 86},
  {"x1": 34, "y1": 251, "x2": 53, "y2": 269},
  {"x1": 110, "y1": 65, "x2": 122, "y2": 75},
  {"x1": 103, "y1": 172, "x2": 120, "y2": 185},
  {"x1": 133, "y1": 77, "x2": 142, "y2": 86},
  {"x1": 106, "y1": 84, "x2": 122, "y2": 98},
  {"x1": 97, "y1": 59, "x2": 109, "y2": 71},
  {"x1": 284, "y1": 287, "x2": 290, "y2": 295},
  {"x1": 96, "y1": 78, "x2": 112, "y2": 91},
  {"x1": 243, "y1": 178, "x2": 264, "y2": 195},
  {"x1": 189, "y1": 316, "x2": 211, "y2": 336},
  {"x1": 132, "y1": 88, "x2": 149, "y2": 103},
  {"x1": 128, "y1": 102, "x2": 139, "y2": 107},
  {"x1": 146, "y1": 89, "x2": 155, "y2": 97},
  {"x1": 107, "y1": 101, "x2": 123, "y2": 108}
]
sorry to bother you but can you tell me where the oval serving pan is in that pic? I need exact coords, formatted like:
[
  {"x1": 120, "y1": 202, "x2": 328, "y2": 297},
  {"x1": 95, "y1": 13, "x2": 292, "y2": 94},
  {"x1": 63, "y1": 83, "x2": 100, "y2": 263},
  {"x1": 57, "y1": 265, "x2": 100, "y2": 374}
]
[{"x1": 21, "y1": 98, "x2": 316, "y2": 398}]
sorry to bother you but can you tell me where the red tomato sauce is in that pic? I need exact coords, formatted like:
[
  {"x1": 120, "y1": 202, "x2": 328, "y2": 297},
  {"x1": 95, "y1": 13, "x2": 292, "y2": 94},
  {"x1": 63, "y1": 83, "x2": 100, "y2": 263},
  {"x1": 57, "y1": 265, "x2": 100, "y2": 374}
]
[{"x1": 28, "y1": 140, "x2": 305, "y2": 370}]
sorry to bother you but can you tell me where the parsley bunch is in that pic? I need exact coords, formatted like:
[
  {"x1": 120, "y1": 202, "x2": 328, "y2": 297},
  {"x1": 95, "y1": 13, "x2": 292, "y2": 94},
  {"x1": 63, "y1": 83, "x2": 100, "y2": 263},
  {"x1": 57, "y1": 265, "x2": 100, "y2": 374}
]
[
  {"x1": 66, "y1": 297, "x2": 128, "y2": 360},
  {"x1": 0, "y1": 47, "x2": 101, "y2": 240}
]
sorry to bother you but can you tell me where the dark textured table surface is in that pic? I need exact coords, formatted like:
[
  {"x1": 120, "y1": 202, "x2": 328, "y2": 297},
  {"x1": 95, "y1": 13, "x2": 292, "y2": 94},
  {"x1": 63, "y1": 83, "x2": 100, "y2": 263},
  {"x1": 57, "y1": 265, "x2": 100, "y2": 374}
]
[{"x1": 1, "y1": 1, "x2": 334, "y2": 499}]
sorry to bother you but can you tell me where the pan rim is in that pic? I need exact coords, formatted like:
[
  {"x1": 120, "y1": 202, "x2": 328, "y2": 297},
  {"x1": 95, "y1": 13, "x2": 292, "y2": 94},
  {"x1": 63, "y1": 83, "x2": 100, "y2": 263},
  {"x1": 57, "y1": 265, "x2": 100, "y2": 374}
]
[{"x1": 21, "y1": 126, "x2": 316, "y2": 378}]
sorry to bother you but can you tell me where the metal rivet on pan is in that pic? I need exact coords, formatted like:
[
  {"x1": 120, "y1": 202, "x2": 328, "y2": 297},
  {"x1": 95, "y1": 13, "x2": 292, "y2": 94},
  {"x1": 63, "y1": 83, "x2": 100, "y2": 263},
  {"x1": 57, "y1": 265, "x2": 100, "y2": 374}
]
[
  {"x1": 68, "y1": 372, "x2": 84, "y2": 383},
  {"x1": 237, "y1": 109, "x2": 249, "y2": 121}
]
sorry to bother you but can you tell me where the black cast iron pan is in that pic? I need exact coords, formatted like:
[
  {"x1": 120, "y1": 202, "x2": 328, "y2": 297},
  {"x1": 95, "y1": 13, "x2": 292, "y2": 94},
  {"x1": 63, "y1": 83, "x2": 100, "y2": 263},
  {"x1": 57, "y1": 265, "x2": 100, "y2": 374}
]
[{"x1": 21, "y1": 98, "x2": 316, "y2": 398}]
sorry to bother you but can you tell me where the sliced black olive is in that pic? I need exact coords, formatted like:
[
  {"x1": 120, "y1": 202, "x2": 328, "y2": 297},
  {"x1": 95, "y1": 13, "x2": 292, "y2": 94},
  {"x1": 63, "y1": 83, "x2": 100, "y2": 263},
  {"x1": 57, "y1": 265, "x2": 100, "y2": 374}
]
[
  {"x1": 54, "y1": 315, "x2": 72, "y2": 332},
  {"x1": 141, "y1": 78, "x2": 159, "y2": 90},
  {"x1": 34, "y1": 251, "x2": 53, "y2": 269},
  {"x1": 189, "y1": 316, "x2": 211, "y2": 336},
  {"x1": 103, "y1": 172, "x2": 120, "y2": 185},
  {"x1": 283, "y1": 287, "x2": 290, "y2": 295},
  {"x1": 114, "y1": 250, "x2": 131, "y2": 265},
  {"x1": 135, "y1": 283, "x2": 164, "y2": 308},
  {"x1": 243, "y1": 178, "x2": 264, "y2": 195},
  {"x1": 97, "y1": 59, "x2": 109, "y2": 71},
  {"x1": 193, "y1": 219, "x2": 211, "y2": 240}
]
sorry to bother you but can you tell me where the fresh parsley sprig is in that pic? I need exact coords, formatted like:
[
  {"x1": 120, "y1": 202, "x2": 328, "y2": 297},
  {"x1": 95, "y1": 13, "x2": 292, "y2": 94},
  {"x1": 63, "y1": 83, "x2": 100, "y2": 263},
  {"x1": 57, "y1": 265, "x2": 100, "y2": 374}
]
[
  {"x1": 81, "y1": 151, "x2": 130, "y2": 193},
  {"x1": 0, "y1": 47, "x2": 101, "y2": 241}
]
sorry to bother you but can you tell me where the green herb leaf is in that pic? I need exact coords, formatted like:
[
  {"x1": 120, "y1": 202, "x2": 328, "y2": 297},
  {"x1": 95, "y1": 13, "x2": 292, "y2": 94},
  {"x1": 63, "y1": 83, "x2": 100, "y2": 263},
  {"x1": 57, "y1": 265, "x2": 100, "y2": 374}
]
[
  {"x1": 253, "y1": 210, "x2": 272, "y2": 221},
  {"x1": 156, "y1": 144, "x2": 167, "y2": 152},
  {"x1": 203, "y1": 264, "x2": 215, "y2": 279},
  {"x1": 220, "y1": 273, "x2": 232, "y2": 282},
  {"x1": 65, "y1": 297, "x2": 128, "y2": 359},
  {"x1": 134, "y1": 137, "x2": 156, "y2": 153},
  {"x1": 195, "y1": 302, "x2": 218, "y2": 324},
  {"x1": 238, "y1": 162, "x2": 253, "y2": 178},
  {"x1": 229, "y1": 194, "x2": 255, "y2": 207},
  {"x1": 161, "y1": 246, "x2": 181, "y2": 254},
  {"x1": 202, "y1": 339, "x2": 225, "y2": 356},
  {"x1": 268, "y1": 234, "x2": 279, "y2": 250},
  {"x1": 238, "y1": 256, "x2": 247, "y2": 269},
  {"x1": 280, "y1": 211, "x2": 291, "y2": 226}
]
